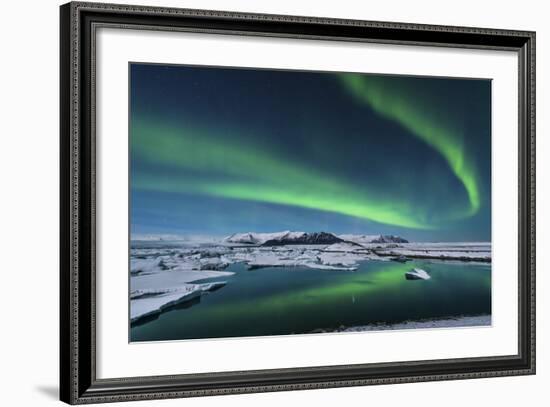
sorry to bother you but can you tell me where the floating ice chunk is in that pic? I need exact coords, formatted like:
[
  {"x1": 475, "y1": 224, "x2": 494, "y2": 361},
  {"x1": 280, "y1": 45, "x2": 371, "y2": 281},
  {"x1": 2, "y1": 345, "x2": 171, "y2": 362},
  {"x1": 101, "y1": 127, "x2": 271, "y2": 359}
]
[
  {"x1": 405, "y1": 268, "x2": 431, "y2": 280},
  {"x1": 303, "y1": 263, "x2": 357, "y2": 271},
  {"x1": 131, "y1": 269, "x2": 234, "y2": 292},
  {"x1": 130, "y1": 281, "x2": 227, "y2": 323},
  {"x1": 130, "y1": 257, "x2": 167, "y2": 275},
  {"x1": 323, "y1": 242, "x2": 367, "y2": 253}
]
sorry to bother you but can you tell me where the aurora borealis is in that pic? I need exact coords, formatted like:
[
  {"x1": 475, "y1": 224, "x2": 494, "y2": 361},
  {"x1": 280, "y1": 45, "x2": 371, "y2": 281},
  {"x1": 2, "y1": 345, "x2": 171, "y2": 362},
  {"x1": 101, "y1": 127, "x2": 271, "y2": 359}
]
[
  {"x1": 339, "y1": 74, "x2": 481, "y2": 217},
  {"x1": 130, "y1": 64, "x2": 491, "y2": 241}
]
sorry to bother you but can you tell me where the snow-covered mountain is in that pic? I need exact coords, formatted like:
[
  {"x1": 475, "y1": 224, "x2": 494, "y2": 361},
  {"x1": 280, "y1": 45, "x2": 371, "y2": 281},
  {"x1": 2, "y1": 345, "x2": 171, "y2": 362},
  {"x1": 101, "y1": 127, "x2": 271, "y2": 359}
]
[
  {"x1": 224, "y1": 231, "x2": 408, "y2": 246},
  {"x1": 338, "y1": 234, "x2": 409, "y2": 244},
  {"x1": 224, "y1": 231, "x2": 343, "y2": 246},
  {"x1": 263, "y1": 231, "x2": 343, "y2": 246},
  {"x1": 224, "y1": 231, "x2": 298, "y2": 245}
]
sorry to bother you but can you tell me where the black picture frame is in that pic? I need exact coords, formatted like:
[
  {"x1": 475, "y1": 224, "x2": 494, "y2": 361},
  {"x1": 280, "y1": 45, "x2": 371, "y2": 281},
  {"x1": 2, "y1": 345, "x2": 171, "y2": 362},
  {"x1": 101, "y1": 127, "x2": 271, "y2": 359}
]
[{"x1": 60, "y1": 1, "x2": 536, "y2": 404}]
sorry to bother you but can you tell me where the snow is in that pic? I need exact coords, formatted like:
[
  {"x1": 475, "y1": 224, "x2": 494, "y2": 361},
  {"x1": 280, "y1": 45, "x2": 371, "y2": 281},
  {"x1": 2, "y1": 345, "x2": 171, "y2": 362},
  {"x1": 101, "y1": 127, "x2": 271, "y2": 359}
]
[
  {"x1": 334, "y1": 239, "x2": 491, "y2": 262},
  {"x1": 339, "y1": 234, "x2": 408, "y2": 244},
  {"x1": 304, "y1": 263, "x2": 357, "y2": 271},
  {"x1": 337, "y1": 315, "x2": 491, "y2": 332},
  {"x1": 318, "y1": 250, "x2": 381, "y2": 269},
  {"x1": 131, "y1": 269, "x2": 234, "y2": 291},
  {"x1": 130, "y1": 240, "x2": 490, "y2": 283},
  {"x1": 130, "y1": 267, "x2": 235, "y2": 322},
  {"x1": 323, "y1": 242, "x2": 368, "y2": 253},
  {"x1": 373, "y1": 242, "x2": 491, "y2": 262},
  {"x1": 131, "y1": 281, "x2": 226, "y2": 323},
  {"x1": 224, "y1": 231, "x2": 306, "y2": 245},
  {"x1": 131, "y1": 233, "x2": 221, "y2": 243},
  {"x1": 130, "y1": 257, "x2": 165, "y2": 275},
  {"x1": 243, "y1": 249, "x2": 357, "y2": 271},
  {"x1": 129, "y1": 235, "x2": 491, "y2": 324}
]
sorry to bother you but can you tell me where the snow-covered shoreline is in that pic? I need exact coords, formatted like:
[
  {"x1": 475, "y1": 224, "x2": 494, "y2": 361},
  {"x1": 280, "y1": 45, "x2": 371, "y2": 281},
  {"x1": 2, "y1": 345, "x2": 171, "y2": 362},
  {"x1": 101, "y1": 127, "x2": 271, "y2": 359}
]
[
  {"x1": 325, "y1": 315, "x2": 491, "y2": 333},
  {"x1": 130, "y1": 232, "x2": 491, "y2": 327},
  {"x1": 368, "y1": 243, "x2": 491, "y2": 263},
  {"x1": 131, "y1": 233, "x2": 492, "y2": 268}
]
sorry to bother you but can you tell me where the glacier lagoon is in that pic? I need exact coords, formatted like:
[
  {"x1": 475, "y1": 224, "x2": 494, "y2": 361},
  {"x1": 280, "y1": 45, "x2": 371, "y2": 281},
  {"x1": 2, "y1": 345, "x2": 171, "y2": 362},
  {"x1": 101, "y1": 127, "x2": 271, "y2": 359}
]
[{"x1": 130, "y1": 238, "x2": 491, "y2": 342}]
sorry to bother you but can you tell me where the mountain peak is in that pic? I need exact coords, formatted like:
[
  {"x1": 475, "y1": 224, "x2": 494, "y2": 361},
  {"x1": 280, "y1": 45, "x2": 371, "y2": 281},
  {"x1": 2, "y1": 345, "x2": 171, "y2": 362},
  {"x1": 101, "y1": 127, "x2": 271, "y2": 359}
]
[
  {"x1": 224, "y1": 231, "x2": 408, "y2": 246},
  {"x1": 224, "y1": 231, "x2": 344, "y2": 246}
]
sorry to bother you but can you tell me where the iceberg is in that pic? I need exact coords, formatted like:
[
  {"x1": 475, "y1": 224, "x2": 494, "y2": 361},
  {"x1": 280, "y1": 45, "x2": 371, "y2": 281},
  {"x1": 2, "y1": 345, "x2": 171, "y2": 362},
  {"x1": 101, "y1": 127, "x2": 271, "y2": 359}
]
[
  {"x1": 130, "y1": 268, "x2": 235, "y2": 323},
  {"x1": 405, "y1": 268, "x2": 431, "y2": 280},
  {"x1": 131, "y1": 281, "x2": 226, "y2": 324}
]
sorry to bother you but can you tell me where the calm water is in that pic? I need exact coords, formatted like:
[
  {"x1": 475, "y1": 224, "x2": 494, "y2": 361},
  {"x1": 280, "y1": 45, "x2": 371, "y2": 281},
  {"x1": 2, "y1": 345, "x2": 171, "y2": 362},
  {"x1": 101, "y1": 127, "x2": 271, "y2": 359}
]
[{"x1": 130, "y1": 260, "x2": 491, "y2": 342}]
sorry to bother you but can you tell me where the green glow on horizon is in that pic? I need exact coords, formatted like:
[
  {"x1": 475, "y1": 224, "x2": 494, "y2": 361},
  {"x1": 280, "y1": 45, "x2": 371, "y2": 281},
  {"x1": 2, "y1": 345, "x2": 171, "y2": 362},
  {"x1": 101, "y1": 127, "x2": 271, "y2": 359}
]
[
  {"x1": 132, "y1": 119, "x2": 436, "y2": 229},
  {"x1": 339, "y1": 74, "x2": 480, "y2": 217}
]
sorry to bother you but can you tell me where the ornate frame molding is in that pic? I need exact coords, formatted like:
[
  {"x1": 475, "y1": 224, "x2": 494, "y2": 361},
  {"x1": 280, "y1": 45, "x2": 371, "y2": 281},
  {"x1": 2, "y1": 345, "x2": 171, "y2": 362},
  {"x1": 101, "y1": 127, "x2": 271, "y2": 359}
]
[{"x1": 60, "y1": 2, "x2": 535, "y2": 404}]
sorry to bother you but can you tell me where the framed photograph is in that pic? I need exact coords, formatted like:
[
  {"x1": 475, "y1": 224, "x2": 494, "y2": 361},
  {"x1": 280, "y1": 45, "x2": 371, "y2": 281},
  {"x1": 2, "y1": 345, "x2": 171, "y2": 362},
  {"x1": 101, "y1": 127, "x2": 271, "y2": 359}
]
[{"x1": 60, "y1": 1, "x2": 536, "y2": 404}]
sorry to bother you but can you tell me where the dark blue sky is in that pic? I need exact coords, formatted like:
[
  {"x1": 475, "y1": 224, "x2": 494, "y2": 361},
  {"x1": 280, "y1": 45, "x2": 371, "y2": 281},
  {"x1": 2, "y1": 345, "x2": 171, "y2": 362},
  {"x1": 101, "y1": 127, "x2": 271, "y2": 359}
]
[{"x1": 130, "y1": 63, "x2": 491, "y2": 241}]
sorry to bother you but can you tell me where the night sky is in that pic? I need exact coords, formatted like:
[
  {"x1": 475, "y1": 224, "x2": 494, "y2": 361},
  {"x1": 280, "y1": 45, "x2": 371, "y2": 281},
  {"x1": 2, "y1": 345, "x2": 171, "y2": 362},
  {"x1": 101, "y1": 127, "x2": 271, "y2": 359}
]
[{"x1": 130, "y1": 63, "x2": 491, "y2": 242}]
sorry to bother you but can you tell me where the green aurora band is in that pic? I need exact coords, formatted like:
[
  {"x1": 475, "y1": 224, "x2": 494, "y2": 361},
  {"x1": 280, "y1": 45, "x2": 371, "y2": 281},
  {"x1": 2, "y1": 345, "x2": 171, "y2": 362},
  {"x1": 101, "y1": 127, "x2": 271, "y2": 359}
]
[
  {"x1": 132, "y1": 119, "x2": 437, "y2": 229},
  {"x1": 132, "y1": 72, "x2": 484, "y2": 230},
  {"x1": 339, "y1": 74, "x2": 481, "y2": 218}
]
